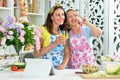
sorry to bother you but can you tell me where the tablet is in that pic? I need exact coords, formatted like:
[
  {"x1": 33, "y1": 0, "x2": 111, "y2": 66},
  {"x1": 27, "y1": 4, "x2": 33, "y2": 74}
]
[{"x1": 23, "y1": 58, "x2": 55, "y2": 77}]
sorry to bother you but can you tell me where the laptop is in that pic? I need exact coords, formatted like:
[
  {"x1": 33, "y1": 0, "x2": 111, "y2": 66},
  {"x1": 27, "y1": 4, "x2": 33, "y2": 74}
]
[{"x1": 23, "y1": 58, "x2": 55, "y2": 77}]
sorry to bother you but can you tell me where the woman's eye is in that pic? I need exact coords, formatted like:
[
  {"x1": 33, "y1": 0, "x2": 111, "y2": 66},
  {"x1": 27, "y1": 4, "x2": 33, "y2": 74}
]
[{"x1": 68, "y1": 14, "x2": 78, "y2": 19}]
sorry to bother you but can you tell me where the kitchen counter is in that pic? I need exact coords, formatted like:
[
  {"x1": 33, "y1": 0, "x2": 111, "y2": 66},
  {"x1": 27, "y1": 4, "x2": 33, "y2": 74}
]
[{"x1": 0, "y1": 69, "x2": 84, "y2": 80}]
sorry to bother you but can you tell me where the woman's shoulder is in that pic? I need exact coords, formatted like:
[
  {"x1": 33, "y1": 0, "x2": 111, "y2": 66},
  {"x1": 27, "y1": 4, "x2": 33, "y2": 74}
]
[
  {"x1": 40, "y1": 26, "x2": 48, "y2": 33},
  {"x1": 82, "y1": 25, "x2": 92, "y2": 38},
  {"x1": 41, "y1": 25, "x2": 47, "y2": 30},
  {"x1": 82, "y1": 25, "x2": 91, "y2": 34},
  {"x1": 40, "y1": 25, "x2": 50, "y2": 47},
  {"x1": 82, "y1": 25, "x2": 90, "y2": 31},
  {"x1": 40, "y1": 25, "x2": 50, "y2": 37}
]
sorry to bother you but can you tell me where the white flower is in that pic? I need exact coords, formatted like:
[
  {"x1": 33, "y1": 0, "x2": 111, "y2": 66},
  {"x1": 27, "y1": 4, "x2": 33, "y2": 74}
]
[
  {"x1": 28, "y1": 25, "x2": 35, "y2": 30},
  {"x1": 19, "y1": 16, "x2": 29, "y2": 22},
  {"x1": 14, "y1": 22, "x2": 24, "y2": 28},
  {"x1": 6, "y1": 35, "x2": 14, "y2": 40}
]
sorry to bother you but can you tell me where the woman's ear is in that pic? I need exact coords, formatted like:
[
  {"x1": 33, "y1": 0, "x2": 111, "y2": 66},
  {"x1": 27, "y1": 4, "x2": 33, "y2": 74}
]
[{"x1": 51, "y1": 16, "x2": 53, "y2": 20}]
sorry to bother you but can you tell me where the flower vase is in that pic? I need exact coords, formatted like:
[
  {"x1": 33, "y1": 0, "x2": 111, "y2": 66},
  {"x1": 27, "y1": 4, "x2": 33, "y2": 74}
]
[
  {"x1": 2, "y1": 46, "x2": 7, "y2": 55},
  {"x1": 0, "y1": 46, "x2": 18, "y2": 70},
  {"x1": 13, "y1": 45, "x2": 23, "y2": 62}
]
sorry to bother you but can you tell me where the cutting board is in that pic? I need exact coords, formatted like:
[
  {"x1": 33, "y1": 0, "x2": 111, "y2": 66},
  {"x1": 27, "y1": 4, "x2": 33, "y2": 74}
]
[
  {"x1": 75, "y1": 72, "x2": 120, "y2": 79},
  {"x1": 80, "y1": 74, "x2": 120, "y2": 79}
]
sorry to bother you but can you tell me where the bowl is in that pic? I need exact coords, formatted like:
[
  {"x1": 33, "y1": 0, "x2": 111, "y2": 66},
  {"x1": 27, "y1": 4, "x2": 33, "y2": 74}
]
[
  {"x1": 102, "y1": 61, "x2": 120, "y2": 75},
  {"x1": 82, "y1": 64, "x2": 99, "y2": 74}
]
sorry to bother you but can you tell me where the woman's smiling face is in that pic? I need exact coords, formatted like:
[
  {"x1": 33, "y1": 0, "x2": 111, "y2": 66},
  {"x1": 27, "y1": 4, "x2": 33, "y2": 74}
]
[
  {"x1": 51, "y1": 8, "x2": 65, "y2": 26},
  {"x1": 67, "y1": 10, "x2": 79, "y2": 27}
]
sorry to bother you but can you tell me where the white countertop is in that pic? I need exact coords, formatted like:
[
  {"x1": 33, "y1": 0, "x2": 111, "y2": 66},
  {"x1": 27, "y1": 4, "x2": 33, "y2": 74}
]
[{"x1": 0, "y1": 69, "x2": 84, "y2": 80}]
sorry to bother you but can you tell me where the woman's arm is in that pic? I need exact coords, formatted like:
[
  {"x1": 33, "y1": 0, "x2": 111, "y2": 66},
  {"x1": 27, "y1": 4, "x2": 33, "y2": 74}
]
[
  {"x1": 57, "y1": 40, "x2": 70, "y2": 70},
  {"x1": 85, "y1": 19, "x2": 102, "y2": 37},
  {"x1": 34, "y1": 36, "x2": 67, "y2": 58},
  {"x1": 79, "y1": 15, "x2": 102, "y2": 37},
  {"x1": 34, "y1": 37, "x2": 57, "y2": 57}
]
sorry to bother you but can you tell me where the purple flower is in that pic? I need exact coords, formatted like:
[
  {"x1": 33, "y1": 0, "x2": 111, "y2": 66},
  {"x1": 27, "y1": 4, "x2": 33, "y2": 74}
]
[
  {"x1": 0, "y1": 21, "x2": 2, "y2": 25},
  {"x1": 7, "y1": 16, "x2": 14, "y2": 24},
  {"x1": 4, "y1": 23, "x2": 16, "y2": 29},
  {"x1": 4, "y1": 23, "x2": 9, "y2": 28},
  {"x1": 4, "y1": 16, "x2": 16, "y2": 29},
  {"x1": 16, "y1": 27, "x2": 22, "y2": 32},
  {"x1": 8, "y1": 23, "x2": 16, "y2": 29}
]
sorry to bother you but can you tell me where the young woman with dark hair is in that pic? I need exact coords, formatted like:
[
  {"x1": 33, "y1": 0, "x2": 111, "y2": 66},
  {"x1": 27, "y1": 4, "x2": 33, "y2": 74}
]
[{"x1": 34, "y1": 4, "x2": 70, "y2": 70}]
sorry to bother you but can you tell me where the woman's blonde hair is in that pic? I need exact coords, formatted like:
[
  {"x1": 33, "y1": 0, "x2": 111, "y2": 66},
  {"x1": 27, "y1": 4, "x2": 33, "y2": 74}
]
[{"x1": 66, "y1": 8, "x2": 76, "y2": 14}]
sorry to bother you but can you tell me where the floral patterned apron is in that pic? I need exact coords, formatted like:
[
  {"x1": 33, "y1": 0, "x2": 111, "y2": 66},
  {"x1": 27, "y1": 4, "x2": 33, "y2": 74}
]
[
  {"x1": 42, "y1": 30, "x2": 65, "y2": 69},
  {"x1": 69, "y1": 26, "x2": 96, "y2": 69}
]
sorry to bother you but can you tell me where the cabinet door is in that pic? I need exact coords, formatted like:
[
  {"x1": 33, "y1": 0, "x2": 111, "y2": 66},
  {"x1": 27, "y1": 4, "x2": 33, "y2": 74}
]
[
  {"x1": 0, "y1": 0, "x2": 14, "y2": 22},
  {"x1": 26, "y1": 0, "x2": 45, "y2": 25}
]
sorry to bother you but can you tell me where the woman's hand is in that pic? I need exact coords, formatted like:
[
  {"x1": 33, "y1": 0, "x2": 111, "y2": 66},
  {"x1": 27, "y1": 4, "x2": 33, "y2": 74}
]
[
  {"x1": 57, "y1": 64, "x2": 66, "y2": 70},
  {"x1": 78, "y1": 15, "x2": 102, "y2": 37},
  {"x1": 78, "y1": 15, "x2": 89, "y2": 25},
  {"x1": 54, "y1": 36, "x2": 66, "y2": 45}
]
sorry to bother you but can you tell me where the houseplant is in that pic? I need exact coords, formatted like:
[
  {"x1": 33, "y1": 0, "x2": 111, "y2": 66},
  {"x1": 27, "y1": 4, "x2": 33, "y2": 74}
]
[{"x1": 0, "y1": 16, "x2": 41, "y2": 56}]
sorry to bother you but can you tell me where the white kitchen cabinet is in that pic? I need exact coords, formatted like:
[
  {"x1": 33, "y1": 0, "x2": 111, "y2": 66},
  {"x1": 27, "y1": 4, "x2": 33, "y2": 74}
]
[
  {"x1": 26, "y1": 0, "x2": 45, "y2": 25},
  {"x1": 0, "y1": 0, "x2": 14, "y2": 22},
  {"x1": 0, "y1": 0, "x2": 45, "y2": 26}
]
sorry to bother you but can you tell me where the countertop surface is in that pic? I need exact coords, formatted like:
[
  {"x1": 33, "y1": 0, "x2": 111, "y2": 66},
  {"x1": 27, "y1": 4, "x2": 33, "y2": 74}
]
[{"x1": 0, "y1": 69, "x2": 84, "y2": 80}]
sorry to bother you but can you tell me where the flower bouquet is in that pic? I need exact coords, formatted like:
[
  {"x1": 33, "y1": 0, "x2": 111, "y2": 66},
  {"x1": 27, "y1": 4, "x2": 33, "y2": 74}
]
[{"x1": 0, "y1": 16, "x2": 41, "y2": 57}]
